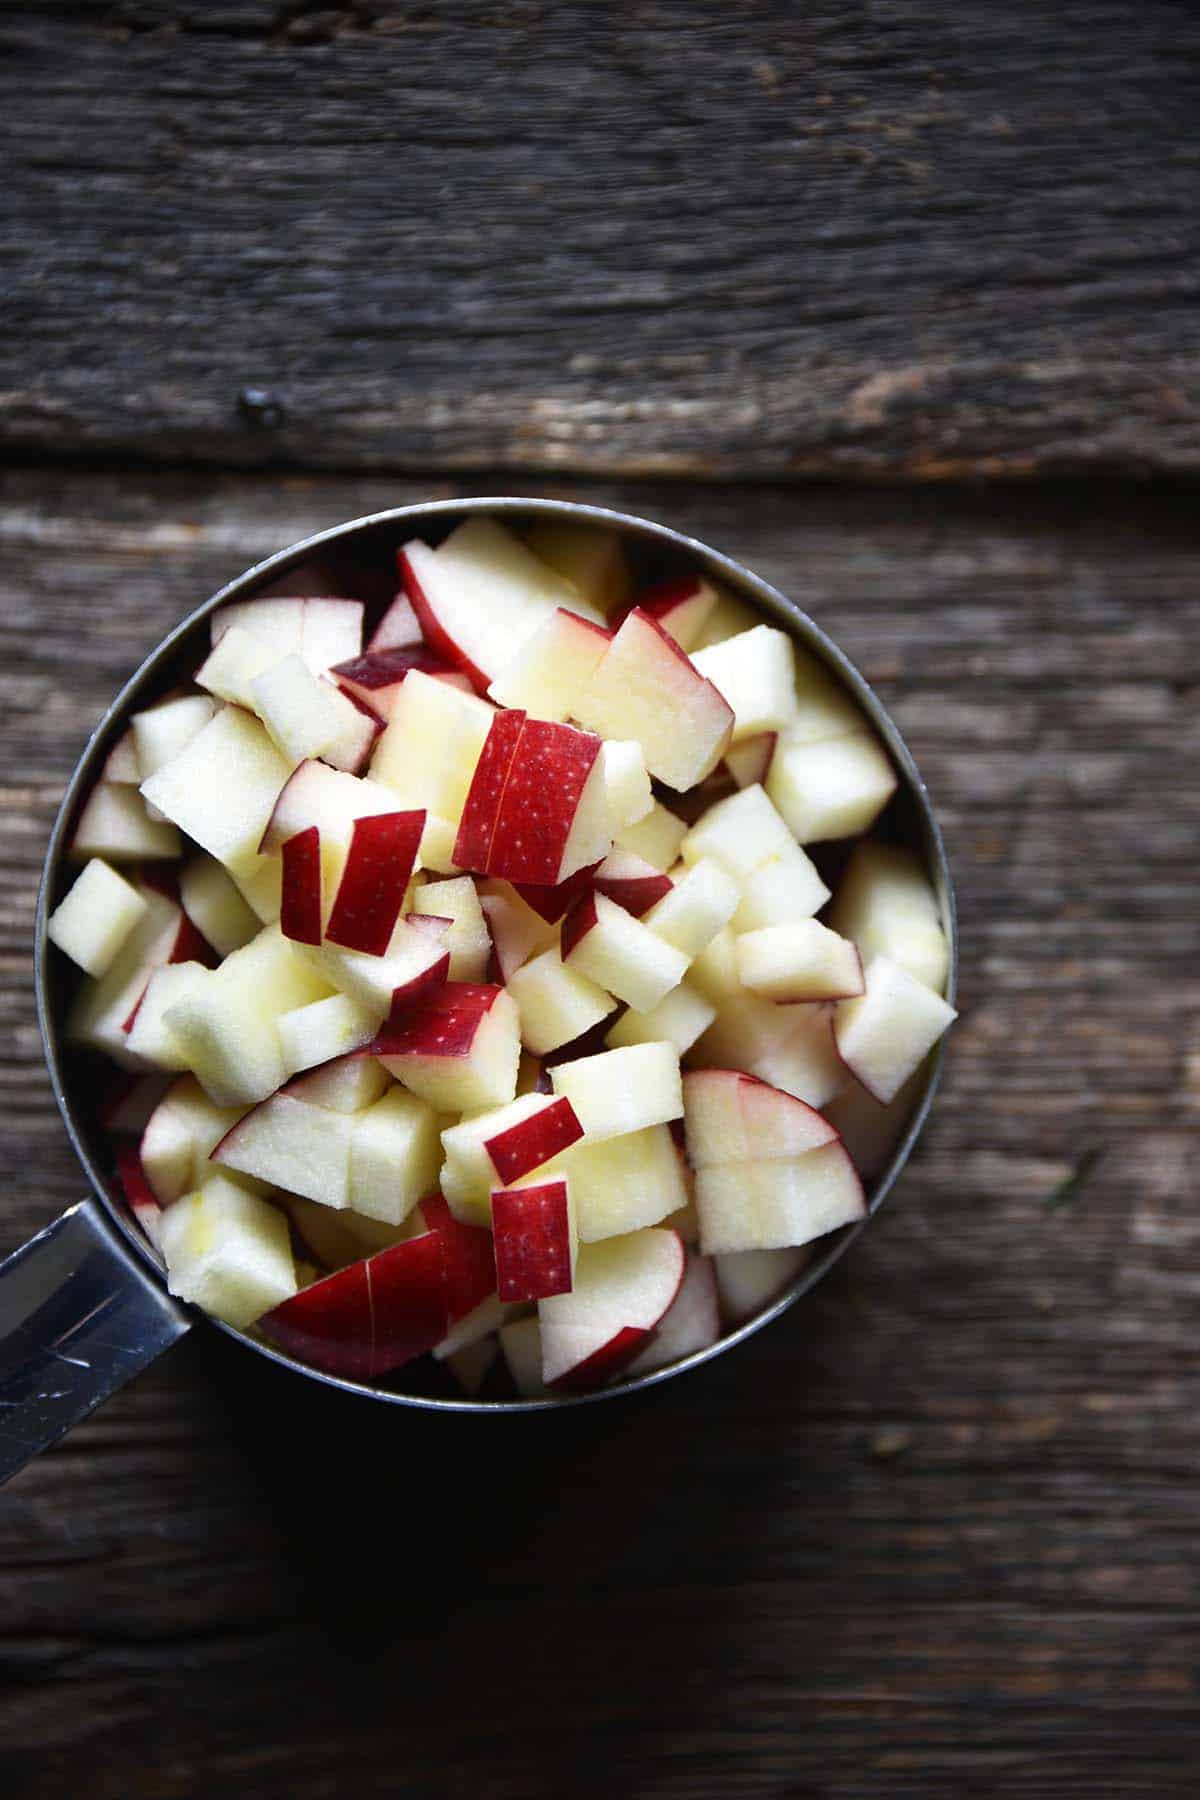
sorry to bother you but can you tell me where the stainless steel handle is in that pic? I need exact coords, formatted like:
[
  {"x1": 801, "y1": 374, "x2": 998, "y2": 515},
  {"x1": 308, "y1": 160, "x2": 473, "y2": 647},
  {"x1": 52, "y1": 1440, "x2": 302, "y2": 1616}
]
[{"x1": 0, "y1": 1197, "x2": 190, "y2": 1485}]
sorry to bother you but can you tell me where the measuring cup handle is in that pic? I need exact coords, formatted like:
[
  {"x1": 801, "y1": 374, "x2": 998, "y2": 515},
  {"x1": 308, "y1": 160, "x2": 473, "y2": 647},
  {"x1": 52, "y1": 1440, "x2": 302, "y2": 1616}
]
[{"x1": 0, "y1": 1197, "x2": 190, "y2": 1485}]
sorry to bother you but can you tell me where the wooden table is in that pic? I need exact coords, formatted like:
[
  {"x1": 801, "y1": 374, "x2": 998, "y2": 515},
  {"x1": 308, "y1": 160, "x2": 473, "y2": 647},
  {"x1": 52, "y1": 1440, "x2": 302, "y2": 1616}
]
[{"x1": 2, "y1": 8, "x2": 1198, "y2": 1796}]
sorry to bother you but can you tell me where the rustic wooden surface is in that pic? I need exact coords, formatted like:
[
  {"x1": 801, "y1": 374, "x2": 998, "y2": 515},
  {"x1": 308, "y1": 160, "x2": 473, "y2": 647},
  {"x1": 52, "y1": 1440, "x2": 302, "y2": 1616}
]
[
  {"x1": 2, "y1": 2, "x2": 1200, "y2": 481},
  {"x1": 0, "y1": 468, "x2": 1197, "y2": 1796}
]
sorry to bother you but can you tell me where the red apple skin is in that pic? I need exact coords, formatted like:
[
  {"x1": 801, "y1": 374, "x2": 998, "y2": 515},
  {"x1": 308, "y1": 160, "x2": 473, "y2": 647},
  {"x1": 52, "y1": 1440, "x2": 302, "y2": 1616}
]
[
  {"x1": 513, "y1": 861, "x2": 600, "y2": 924},
  {"x1": 370, "y1": 980, "x2": 502, "y2": 1058},
  {"x1": 259, "y1": 1232, "x2": 449, "y2": 1379},
  {"x1": 385, "y1": 948, "x2": 451, "y2": 1022},
  {"x1": 492, "y1": 1179, "x2": 574, "y2": 1303},
  {"x1": 559, "y1": 891, "x2": 599, "y2": 962},
  {"x1": 415, "y1": 1192, "x2": 496, "y2": 1321},
  {"x1": 485, "y1": 1095, "x2": 583, "y2": 1185},
  {"x1": 324, "y1": 809, "x2": 425, "y2": 956},
  {"x1": 453, "y1": 708, "x2": 526, "y2": 873},
  {"x1": 367, "y1": 590, "x2": 423, "y2": 653},
  {"x1": 281, "y1": 825, "x2": 323, "y2": 946},
  {"x1": 115, "y1": 1144, "x2": 160, "y2": 1217},
  {"x1": 333, "y1": 646, "x2": 454, "y2": 691},
  {"x1": 549, "y1": 1325, "x2": 652, "y2": 1393},
  {"x1": 592, "y1": 869, "x2": 674, "y2": 918},
  {"x1": 489, "y1": 718, "x2": 603, "y2": 886},
  {"x1": 398, "y1": 545, "x2": 491, "y2": 694}
]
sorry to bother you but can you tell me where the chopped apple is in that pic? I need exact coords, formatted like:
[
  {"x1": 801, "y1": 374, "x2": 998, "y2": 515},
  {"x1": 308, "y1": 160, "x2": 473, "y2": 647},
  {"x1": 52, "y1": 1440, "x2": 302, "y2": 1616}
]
[
  {"x1": 347, "y1": 1086, "x2": 442, "y2": 1224},
  {"x1": 258, "y1": 758, "x2": 400, "y2": 855},
  {"x1": 511, "y1": 861, "x2": 601, "y2": 924},
  {"x1": 723, "y1": 732, "x2": 776, "y2": 790},
  {"x1": 372, "y1": 981, "x2": 520, "y2": 1111},
  {"x1": 604, "y1": 983, "x2": 716, "y2": 1057},
  {"x1": 767, "y1": 733, "x2": 898, "y2": 844},
  {"x1": 571, "y1": 608, "x2": 734, "y2": 791},
  {"x1": 65, "y1": 885, "x2": 196, "y2": 1067},
  {"x1": 331, "y1": 646, "x2": 458, "y2": 719},
  {"x1": 599, "y1": 740, "x2": 653, "y2": 831},
  {"x1": 592, "y1": 849, "x2": 673, "y2": 918},
  {"x1": 446, "y1": 1334, "x2": 499, "y2": 1395},
  {"x1": 786, "y1": 645, "x2": 868, "y2": 744},
  {"x1": 367, "y1": 590, "x2": 423, "y2": 652},
  {"x1": 179, "y1": 855, "x2": 261, "y2": 956},
  {"x1": 228, "y1": 852, "x2": 283, "y2": 925},
  {"x1": 323, "y1": 810, "x2": 425, "y2": 956},
  {"x1": 689, "y1": 587, "x2": 761, "y2": 650},
  {"x1": 195, "y1": 623, "x2": 280, "y2": 708},
  {"x1": 141, "y1": 706, "x2": 293, "y2": 875},
  {"x1": 282, "y1": 1052, "x2": 391, "y2": 1115},
  {"x1": 250, "y1": 652, "x2": 376, "y2": 769},
  {"x1": 714, "y1": 1247, "x2": 810, "y2": 1322},
  {"x1": 691, "y1": 625, "x2": 799, "y2": 742},
  {"x1": 286, "y1": 1195, "x2": 413, "y2": 1269},
  {"x1": 523, "y1": 520, "x2": 632, "y2": 615},
  {"x1": 686, "y1": 926, "x2": 743, "y2": 1004},
  {"x1": 558, "y1": 1123, "x2": 688, "y2": 1242},
  {"x1": 259, "y1": 1232, "x2": 448, "y2": 1377},
  {"x1": 682, "y1": 1068, "x2": 838, "y2": 1168},
  {"x1": 212, "y1": 1090, "x2": 357, "y2": 1209},
  {"x1": 828, "y1": 840, "x2": 950, "y2": 994},
  {"x1": 507, "y1": 948, "x2": 613, "y2": 1056},
  {"x1": 131, "y1": 694, "x2": 218, "y2": 781},
  {"x1": 626, "y1": 1251, "x2": 720, "y2": 1374},
  {"x1": 487, "y1": 607, "x2": 611, "y2": 719},
  {"x1": 298, "y1": 919, "x2": 449, "y2": 1022},
  {"x1": 561, "y1": 890, "x2": 688, "y2": 1013},
  {"x1": 101, "y1": 727, "x2": 141, "y2": 784},
  {"x1": 370, "y1": 669, "x2": 496, "y2": 870},
  {"x1": 160, "y1": 1175, "x2": 296, "y2": 1330},
  {"x1": 632, "y1": 575, "x2": 720, "y2": 650},
  {"x1": 696, "y1": 1141, "x2": 866, "y2": 1254},
  {"x1": 730, "y1": 847, "x2": 833, "y2": 932},
  {"x1": 454, "y1": 711, "x2": 611, "y2": 886},
  {"x1": 210, "y1": 595, "x2": 363, "y2": 675},
  {"x1": 822, "y1": 1071, "x2": 925, "y2": 1182},
  {"x1": 411, "y1": 875, "x2": 491, "y2": 980},
  {"x1": 440, "y1": 1092, "x2": 583, "y2": 1225},
  {"x1": 125, "y1": 961, "x2": 211, "y2": 1068},
  {"x1": 614, "y1": 800, "x2": 687, "y2": 872},
  {"x1": 642, "y1": 858, "x2": 739, "y2": 959},
  {"x1": 549, "y1": 1041, "x2": 682, "y2": 1143},
  {"x1": 139, "y1": 1075, "x2": 252, "y2": 1204},
  {"x1": 834, "y1": 954, "x2": 957, "y2": 1104},
  {"x1": 70, "y1": 782, "x2": 182, "y2": 863},
  {"x1": 47, "y1": 858, "x2": 149, "y2": 977},
  {"x1": 492, "y1": 1176, "x2": 577, "y2": 1302},
  {"x1": 477, "y1": 881, "x2": 558, "y2": 982},
  {"x1": 115, "y1": 1143, "x2": 164, "y2": 1249},
  {"x1": 277, "y1": 992, "x2": 379, "y2": 1076},
  {"x1": 280, "y1": 825, "x2": 323, "y2": 946},
  {"x1": 499, "y1": 1315, "x2": 548, "y2": 1397},
  {"x1": 736, "y1": 919, "x2": 864, "y2": 1002},
  {"x1": 539, "y1": 1228, "x2": 685, "y2": 1390},
  {"x1": 431, "y1": 1292, "x2": 513, "y2": 1361},
  {"x1": 692, "y1": 995, "x2": 846, "y2": 1109},
  {"x1": 414, "y1": 1193, "x2": 498, "y2": 1327}
]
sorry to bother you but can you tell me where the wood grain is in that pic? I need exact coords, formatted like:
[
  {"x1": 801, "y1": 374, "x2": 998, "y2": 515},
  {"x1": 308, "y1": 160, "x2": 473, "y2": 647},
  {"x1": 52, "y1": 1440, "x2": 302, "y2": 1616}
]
[
  {"x1": 0, "y1": 468, "x2": 1197, "y2": 1795},
  {"x1": 1, "y1": 3, "x2": 1199, "y2": 481}
]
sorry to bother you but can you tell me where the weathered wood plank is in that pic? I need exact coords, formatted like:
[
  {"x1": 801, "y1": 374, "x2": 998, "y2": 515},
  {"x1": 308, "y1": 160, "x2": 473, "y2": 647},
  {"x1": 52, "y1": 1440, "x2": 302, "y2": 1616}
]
[
  {"x1": 0, "y1": 468, "x2": 1197, "y2": 1795},
  {"x1": 1, "y1": 3, "x2": 1199, "y2": 479}
]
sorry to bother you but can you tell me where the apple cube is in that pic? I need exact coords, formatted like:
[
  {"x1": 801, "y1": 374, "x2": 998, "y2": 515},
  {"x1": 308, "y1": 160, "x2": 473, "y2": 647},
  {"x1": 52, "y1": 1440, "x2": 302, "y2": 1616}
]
[
  {"x1": 592, "y1": 849, "x2": 673, "y2": 918},
  {"x1": 723, "y1": 732, "x2": 776, "y2": 790},
  {"x1": 735, "y1": 920, "x2": 864, "y2": 1002},
  {"x1": 101, "y1": 727, "x2": 141, "y2": 784},
  {"x1": 696, "y1": 1141, "x2": 866, "y2": 1254},
  {"x1": 686, "y1": 926, "x2": 743, "y2": 1004},
  {"x1": 280, "y1": 825, "x2": 322, "y2": 946},
  {"x1": 492, "y1": 1177, "x2": 577, "y2": 1302},
  {"x1": 440, "y1": 1092, "x2": 584, "y2": 1225},
  {"x1": 786, "y1": 645, "x2": 868, "y2": 744},
  {"x1": 140, "y1": 1075, "x2": 252, "y2": 1204},
  {"x1": 65, "y1": 886, "x2": 194, "y2": 1067},
  {"x1": 250, "y1": 652, "x2": 375, "y2": 769},
  {"x1": 626, "y1": 1251, "x2": 720, "y2": 1374},
  {"x1": 767, "y1": 732, "x2": 898, "y2": 843},
  {"x1": 179, "y1": 855, "x2": 261, "y2": 956},
  {"x1": 715, "y1": 1247, "x2": 810, "y2": 1323},
  {"x1": 681, "y1": 784, "x2": 819, "y2": 896},
  {"x1": 47, "y1": 858, "x2": 149, "y2": 976},
  {"x1": 614, "y1": 800, "x2": 687, "y2": 872},
  {"x1": 828, "y1": 840, "x2": 950, "y2": 994},
  {"x1": 322, "y1": 810, "x2": 425, "y2": 956},
  {"x1": 287, "y1": 1194, "x2": 415, "y2": 1270},
  {"x1": 507, "y1": 948, "x2": 613, "y2": 1056},
  {"x1": 370, "y1": 670, "x2": 495, "y2": 870},
  {"x1": 691, "y1": 625, "x2": 799, "y2": 742},
  {"x1": 487, "y1": 607, "x2": 611, "y2": 719},
  {"x1": 689, "y1": 587, "x2": 760, "y2": 650},
  {"x1": 282, "y1": 1052, "x2": 391, "y2": 1115},
  {"x1": 347, "y1": 1086, "x2": 442, "y2": 1224},
  {"x1": 212, "y1": 1090, "x2": 357, "y2": 1209},
  {"x1": 258, "y1": 758, "x2": 401, "y2": 855},
  {"x1": 549, "y1": 1041, "x2": 682, "y2": 1143},
  {"x1": 571, "y1": 608, "x2": 734, "y2": 791},
  {"x1": 642, "y1": 858, "x2": 739, "y2": 959},
  {"x1": 331, "y1": 646, "x2": 457, "y2": 720},
  {"x1": 604, "y1": 983, "x2": 716, "y2": 1057},
  {"x1": 125, "y1": 961, "x2": 211, "y2": 1069},
  {"x1": 70, "y1": 781, "x2": 181, "y2": 863},
  {"x1": 373, "y1": 982, "x2": 520, "y2": 1112},
  {"x1": 454, "y1": 711, "x2": 611, "y2": 886},
  {"x1": 562, "y1": 890, "x2": 688, "y2": 1013},
  {"x1": 538, "y1": 1227, "x2": 685, "y2": 1390},
  {"x1": 599, "y1": 740, "x2": 653, "y2": 831},
  {"x1": 210, "y1": 595, "x2": 363, "y2": 675},
  {"x1": 523, "y1": 520, "x2": 632, "y2": 615},
  {"x1": 415, "y1": 1193, "x2": 498, "y2": 1327},
  {"x1": 277, "y1": 993, "x2": 379, "y2": 1076},
  {"x1": 131, "y1": 693, "x2": 218, "y2": 781},
  {"x1": 511, "y1": 861, "x2": 601, "y2": 925},
  {"x1": 834, "y1": 954, "x2": 957, "y2": 1104},
  {"x1": 115, "y1": 1144, "x2": 164, "y2": 1250},
  {"x1": 431, "y1": 1292, "x2": 513, "y2": 1361},
  {"x1": 730, "y1": 847, "x2": 832, "y2": 932},
  {"x1": 693, "y1": 995, "x2": 846, "y2": 1109},
  {"x1": 682, "y1": 1068, "x2": 838, "y2": 1169},
  {"x1": 400, "y1": 518, "x2": 603, "y2": 691},
  {"x1": 822, "y1": 1071, "x2": 925, "y2": 1183},
  {"x1": 228, "y1": 853, "x2": 283, "y2": 924},
  {"x1": 259, "y1": 1232, "x2": 448, "y2": 1378},
  {"x1": 477, "y1": 881, "x2": 557, "y2": 982},
  {"x1": 195, "y1": 622, "x2": 281, "y2": 708},
  {"x1": 558, "y1": 1123, "x2": 688, "y2": 1243},
  {"x1": 299, "y1": 919, "x2": 449, "y2": 1022},
  {"x1": 141, "y1": 706, "x2": 293, "y2": 875},
  {"x1": 633, "y1": 575, "x2": 720, "y2": 650},
  {"x1": 160, "y1": 1175, "x2": 296, "y2": 1330},
  {"x1": 412, "y1": 876, "x2": 491, "y2": 980},
  {"x1": 367, "y1": 590, "x2": 423, "y2": 652},
  {"x1": 499, "y1": 1315, "x2": 548, "y2": 1397}
]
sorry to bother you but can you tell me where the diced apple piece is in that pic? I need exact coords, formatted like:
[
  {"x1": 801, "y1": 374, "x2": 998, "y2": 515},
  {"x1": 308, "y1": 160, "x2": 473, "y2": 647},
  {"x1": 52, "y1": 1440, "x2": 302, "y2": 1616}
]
[
  {"x1": 715, "y1": 1247, "x2": 810, "y2": 1322},
  {"x1": 828, "y1": 841, "x2": 950, "y2": 995},
  {"x1": 141, "y1": 706, "x2": 293, "y2": 875},
  {"x1": 592, "y1": 848, "x2": 673, "y2": 918},
  {"x1": 632, "y1": 575, "x2": 720, "y2": 651},
  {"x1": 539, "y1": 1228, "x2": 685, "y2": 1390},
  {"x1": 696, "y1": 1142, "x2": 866, "y2": 1254},
  {"x1": 507, "y1": 949, "x2": 613, "y2": 1055},
  {"x1": 822, "y1": 1071, "x2": 925, "y2": 1182},
  {"x1": 259, "y1": 1233, "x2": 447, "y2": 1377},
  {"x1": 614, "y1": 800, "x2": 687, "y2": 872},
  {"x1": 373, "y1": 982, "x2": 520, "y2": 1112},
  {"x1": 731, "y1": 846, "x2": 832, "y2": 932},
  {"x1": 160, "y1": 1175, "x2": 296, "y2": 1330},
  {"x1": 604, "y1": 984, "x2": 716, "y2": 1057},
  {"x1": 277, "y1": 992, "x2": 379, "y2": 1076},
  {"x1": 250, "y1": 652, "x2": 373, "y2": 768},
  {"x1": 299, "y1": 919, "x2": 449, "y2": 1022},
  {"x1": 47, "y1": 858, "x2": 149, "y2": 977},
  {"x1": 115, "y1": 1144, "x2": 164, "y2": 1250},
  {"x1": 454, "y1": 712, "x2": 611, "y2": 886},
  {"x1": 500, "y1": 1315, "x2": 548, "y2": 1397},
  {"x1": 511, "y1": 861, "x2": 600, "y2": 924},
  {"x1": 125, "y1": 961, "x2": 211, "y2": 1069},
  {"x1": 101, "y1": 727, "x2": 141, "y2": 784},
  {"x1": 210, "y1": 595, "x2": 363, "y2": 674},
  {"x1": 487, "y1": 607, "x2": 611, "y2": 719},
  {"x1": 259, "y1": 759, "x2": 401, "y2": 855},
  {"x1": 179, "y1": 856, "x2": 260, "y2": 956},
  {"x1": 411, "y1": 876, "x2": 491, "y2": 980},
  {"x1": 370, "y1": 670, "x2": 496, "y2": 869},
  {"x1": 283, "y1": 1052, "x2": 391, "y2": 1115},
  {"x1": 680, "y1": 784, "x2": 807, "y2": 891},
  {"x1": 561, "y1": 891, "x2": 688, "y2": 1013},
  {"x1": 689, "y1": 587, "x2": 760, "y2": 651},
  {"x1": 723, "y1": 732, "x2": 776, "y2": 790},
  {"x1": 558, "y1": 1123, "x2": 688, "y2": 1243},
  {"x1": 432, "y1": 1292, "x2": 512, "y2": 1362},
  {"x1": 549, "y1": 1041, "x2": 682, "y2": 1143},
  {"x1": 280, "y1": 825, "x2": 322, "y2": 946},
  {"x1": 492, "y1": 1177, "x2": 577, "y2": 1302},
  {"x1": 786, "y1": 645, "x2": 867, "y2": 744},
  {"x1": 287, "y1": 1195, "x2": 414, "y2": 1269},
  {"x1": 228, "y1": 852, "x2": 283, "y2": 925},
  {"x1": 691, "y1": 625, "x2": 799, "y2": 742},
  {"x1": 693, "y1": 996, "x2": 846, "y2": 1109},
  {"x1": 736, "y1": 919, "x2": 864, "y2": 1002},
  {"x1": 478, "y1": 881, "x2": 557, "y2": 982},
  {"x1": 682, "y1": 1068, "x2": 838, "y2": 1168},
  {"x1": 322, "y1": 810, "x2": 425, "y2": 956},
  {"x1": 140, "y1": 1075, "x2": 251, "y2": 1204},
  {"x1": 131, "y1": 694, "x2": 217, "y2": 780},
  {"x1": 767, "y1": 733, "x2": 898, "y2": 844},
  {"x1": 686, "y1": 926, "x2": 743, "y2": 1004},
  {"x1": 367, "y1": 590, "x2": 422, "y2": 652},
  {"x1": 439, "y1": 1092, "x2": 583, "y2": 1225},
  {"x1": 446, "y1": 1334, "x2": 499, "y2": 1395},
  {"x1": 331, "y1": 646, "x2": 457, "y2": 719},
  {"x1": 626, "y1": 1251, "x2": 720, "y2": 1374},
  {"x1": 572, "y1": 609, "x2": 734, "y2": 791},
  {"x1": 196, "y1": 622, "x2": 284, "y2": 707},
  {"x1": 523, "y1": 520, "x2": 632, "y2": 616},
  {"x1": 834, "y1": 955, "x2": 957, "y2": 1104},
  {"x1": 642, "y1": 858, "x2": 739, "y2": 959},
  {"x1": 70, "y1": 782, "x2": 181, "y2": 863},
  {"x1": 415, "y1": 1192, "x2": 498, "y2": 1327},
  {"x1": 64, "y1": 886, "x2": 193, "y2": 1067},
  {"x1": 347, "y1": 1086, "x2": 442, "y2": 1225},
  {"x1": 599, "y1": 740, "x2": 653, "y2": 830},
  {"x1": 212, "y1": 1090, "x2": 356, "y2": 1209}
]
